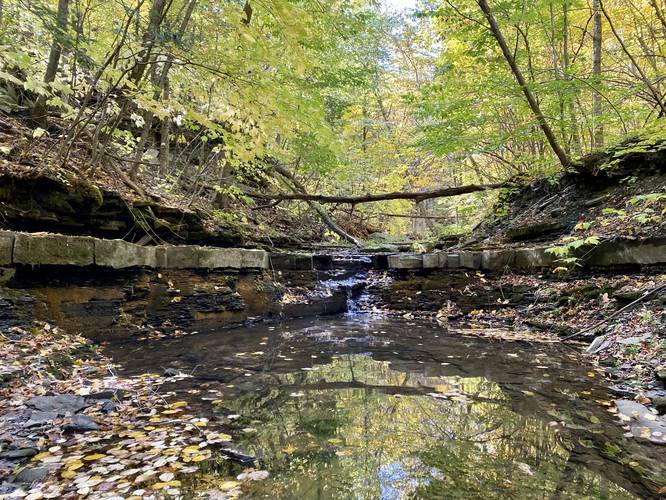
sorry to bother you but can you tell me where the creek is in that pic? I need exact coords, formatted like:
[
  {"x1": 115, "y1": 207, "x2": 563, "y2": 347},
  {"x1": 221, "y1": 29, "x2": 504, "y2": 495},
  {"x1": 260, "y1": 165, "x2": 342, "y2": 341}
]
[{"x1": 104, "y1": 312, "x2": 666, "y2": 499}]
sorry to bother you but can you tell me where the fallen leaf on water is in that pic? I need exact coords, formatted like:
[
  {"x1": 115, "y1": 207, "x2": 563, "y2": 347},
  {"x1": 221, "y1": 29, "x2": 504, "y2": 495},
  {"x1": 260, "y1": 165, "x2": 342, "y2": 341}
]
[{"x1": 219, "y1": 481, "x2": 240, "y2": 491}]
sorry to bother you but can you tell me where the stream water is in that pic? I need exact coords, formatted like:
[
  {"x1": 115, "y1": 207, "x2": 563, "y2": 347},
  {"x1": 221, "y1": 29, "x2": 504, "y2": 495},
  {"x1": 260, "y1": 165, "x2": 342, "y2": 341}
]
[{"x1": 104, "y1": 314, "x2": 666, "y2": 499}]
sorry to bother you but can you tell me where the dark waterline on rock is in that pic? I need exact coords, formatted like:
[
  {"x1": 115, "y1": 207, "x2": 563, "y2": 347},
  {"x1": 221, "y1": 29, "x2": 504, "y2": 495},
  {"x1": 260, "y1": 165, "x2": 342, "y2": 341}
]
[{"x1": 104, "y1": 316, "x2": 666, "y2": 499}]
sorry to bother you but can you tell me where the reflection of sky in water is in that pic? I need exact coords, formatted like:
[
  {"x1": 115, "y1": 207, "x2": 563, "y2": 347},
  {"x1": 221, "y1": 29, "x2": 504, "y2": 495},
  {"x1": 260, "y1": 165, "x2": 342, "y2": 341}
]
[
  {"x1": 107, "y1": 316, "x2": 665, "y2": 499},
  {"x1": 377, "y1": 459, "x2": 437, "y2": 500},
  {"x1": 222, "y1": 355, "x2": 644, "y2": 499}
]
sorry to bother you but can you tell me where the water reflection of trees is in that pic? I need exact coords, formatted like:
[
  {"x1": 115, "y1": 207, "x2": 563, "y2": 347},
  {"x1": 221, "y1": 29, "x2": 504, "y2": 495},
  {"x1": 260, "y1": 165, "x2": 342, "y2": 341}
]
[{"x1": 225, "y1": 356, "x2": 634, "y2": 499}]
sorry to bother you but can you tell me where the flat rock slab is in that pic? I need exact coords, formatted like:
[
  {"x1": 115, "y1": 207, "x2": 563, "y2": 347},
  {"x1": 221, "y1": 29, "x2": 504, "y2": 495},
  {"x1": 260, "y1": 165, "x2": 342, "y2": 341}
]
[
  {"x1": 387, "y1": 254, "x2": 423, "y2": 269},
  {"x1": 446, "y1": 253, "x2": 461, "y2": 268},
  {"x1": 588, "y1": 239, "x2": 666, "y2": 266},
  {"x1": 270, "y1": 253, "x2": 314, "y2": 271},
  {"x1": 0, "y1": 231, "x2": 13, "y2": 265},
  {"x1": 164, "y1": 247, "x2": 269, "y2": 269},
  {"x1": 615, "y1": 399, "x2": 666, "y2": 445},
  {"x1": 63, "y1": 415, "x2": 99, "y2": 433},
  {"x1": 459, "y1": 251, "x2": 481, "y2": 269},
  {"x1": 514, "y1": 247, "x2": 556, "y2": 269},
  {"x1": 618, "y1": 333, "x2": 653, "y2": 345},
  {"x1": 422, "y1": 253, "x2": 439, "y2": 269},
  {"x1": 165, "y1": 245, "x2": 201, "y2": 268},
  {"x1": 481, "y1": 249, "x2": 516, "y2": 271},
  {"x1": 24, "y1": 410, "x2": 58, "y2": 427},
  {"x1": 1, "y1": 231, "x2": 269, "y2": 270},
  {"x1": 15, "y1": 466, "x2": 54, "y2": 485},
  {"x1": 240, "y1": 249, "x2": 269, "y2": 269},
  {"x1": 95, "y1": 239, "x2": 157, "y2": 268},
  {"x1": 14, "y1": 232, "x2": 94, "y2": 266},
  {"x1": 0, "y1": 448, "x2": 38, "y2": 459},
  {"x1": 26, "y1": 395, "x2": 88, "y2": 414}
]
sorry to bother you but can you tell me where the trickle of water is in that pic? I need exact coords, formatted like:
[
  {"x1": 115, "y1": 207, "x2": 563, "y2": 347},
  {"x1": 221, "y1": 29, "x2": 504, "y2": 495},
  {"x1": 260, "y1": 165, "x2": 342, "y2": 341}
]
[{"x1": 314, "y1": 253, "x2": 373, "y2": 316}]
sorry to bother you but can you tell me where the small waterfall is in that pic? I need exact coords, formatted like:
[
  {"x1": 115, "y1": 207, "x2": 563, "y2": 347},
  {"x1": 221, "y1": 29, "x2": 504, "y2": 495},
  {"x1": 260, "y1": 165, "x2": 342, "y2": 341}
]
[
  {"x1": 345, "y1": 285, "x2": 362, "y2": 316},
  {"x1": 314, "y1": 253, "x2": 372, "y2": 315}
]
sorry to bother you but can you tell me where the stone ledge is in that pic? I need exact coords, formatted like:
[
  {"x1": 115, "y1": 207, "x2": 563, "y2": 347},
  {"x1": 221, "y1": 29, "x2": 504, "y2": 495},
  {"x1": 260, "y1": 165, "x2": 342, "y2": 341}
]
[
  {"x1": 387, "y1": 254, "x2": 423, "y2": 269},
  {"x1": 2, "y1": 231, "x2": 269, "y2": 270},
  {"x1": 387, "y1": 238, "x2": 666, "y2": 271},
  {"x1": 587, "y1": 239, "x2": 666, "y2": 266},
  {"x1": 14, "y1": 232, "x2": 94, "y2": 266},
  {"x1": 95, "y1": 239, "x2": 157, "y2": 268},
  {"x1": 0, "y1": 232, "x2": 14, "y2": 265},
  {"x1": 199, "y1": 247, "x2": 268, "y2": 270},
  {"x1": 270, "y1": 253, "x2": 314, "y2": 271}
]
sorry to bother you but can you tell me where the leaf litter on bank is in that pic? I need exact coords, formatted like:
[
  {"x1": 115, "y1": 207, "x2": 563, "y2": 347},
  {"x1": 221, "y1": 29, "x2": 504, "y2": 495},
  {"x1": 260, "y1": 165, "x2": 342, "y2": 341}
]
[{"x1": 0, "y1": 323, "x2": 263, "y2": 499}]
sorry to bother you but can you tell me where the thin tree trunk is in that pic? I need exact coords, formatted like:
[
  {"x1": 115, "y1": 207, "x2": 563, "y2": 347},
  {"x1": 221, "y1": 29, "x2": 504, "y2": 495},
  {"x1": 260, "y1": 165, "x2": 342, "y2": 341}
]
[
  {"x1": 129, "y1": 0, "x2": 196, "y2": 181},
  {"x1": 476, "y1": 0, "x2": 571, "y2": 168},
  {"x1": 246, "y1": 180, "x2": 504, "y2": 204},
  {"x1": 32, "y1": 0, "x2": 71, "y2": 126},
  {"x1": 599, "y1": 0, "x2": 666, "y2": 117},
  {"x1": 128, "y1": 0, "x2": 169, "y2": 86},
  {"x1": 549, "y1": 3, "x2": 569, "y2": 155},
  {"x1": 649, "y1": 0, "x2": 666, "y2": 32},
  {"x1": 97, "y1": 0, "x2": 170, "y2": 155},
  {"x1": 159, "y1": 77, "x2": 170, "y2": 175},
  {"x1": 58, "y1": 0, "x2": 144, "y2": 164},
  {"x1": 592, "y1": 0, "x2": 604, "y2": 148},
  {"x1": 563, "y1": 1, "x2": 582, "y2": 155},
  {"x1": 270, "y1": 161, "x2": 362, "y2": 247}
]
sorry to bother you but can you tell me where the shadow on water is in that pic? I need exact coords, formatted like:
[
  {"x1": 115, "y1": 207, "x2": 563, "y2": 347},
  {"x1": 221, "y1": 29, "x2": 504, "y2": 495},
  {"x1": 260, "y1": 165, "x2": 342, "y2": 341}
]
[{"x1": 104, "y1": 316, "x2": 666, "y2": 499}]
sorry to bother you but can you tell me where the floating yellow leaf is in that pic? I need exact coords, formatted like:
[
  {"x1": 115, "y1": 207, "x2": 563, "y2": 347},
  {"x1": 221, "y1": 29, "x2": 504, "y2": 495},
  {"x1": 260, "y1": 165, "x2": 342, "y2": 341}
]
[
  {"x1": 83, "y1": 453, "x2": 105, "y2": 461},
  {"x1": 219, "y1": 481, "x2": 240, "y2": 491},
  {"x1": 33, "y1": 452, "x2": 51, "y2": 461},
  {"x1": 67, "y1": 460, "x2": 84, "y2": 471}
]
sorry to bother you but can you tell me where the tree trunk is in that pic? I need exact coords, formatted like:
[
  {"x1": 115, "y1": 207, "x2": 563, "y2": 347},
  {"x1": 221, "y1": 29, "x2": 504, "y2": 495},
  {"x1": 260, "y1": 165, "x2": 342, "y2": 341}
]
[
  {"x1": 130, "y1": 0, "x2": 197, "y2": 181},
  {"x1": 159, "y1": 77, "x2": 171, "y2": 175},
  {"x1": 549, "y1": 3, "x2": 569, "y2": 155},
  {"x1": 270, "y1": 161, "x2": 362, "y2": 247},
  {"x1": 32, "y1": 0, "x2": 71, "y2": 126},
  {"x1": 562, "y1": 1, "x2": 582, "y2": 155},
  {"x1": 649, "y1": 0, "x2": 666, "y2": 35},
  {"x1": 245, "y1": 180, "x2": 504, "y2": 204},
  {"x1": 599, "y1": 0, "x2": 666, "y2": 117},
  {"x1": 476, "y1": 0, "x2": 570, "y2": 168},
  {"x1": 128, "y1": 0, "x2": 168, "y2": 86},
  {"x1": 592, "y1": 0, "x2": 604, "y2": 148}
]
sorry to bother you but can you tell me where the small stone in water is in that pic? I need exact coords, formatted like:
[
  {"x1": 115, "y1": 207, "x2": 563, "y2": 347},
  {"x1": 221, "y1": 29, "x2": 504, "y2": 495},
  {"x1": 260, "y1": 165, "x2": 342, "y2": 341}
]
[{"x1": 237, "y1": 470, "x2": 269, "y2": 481}]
